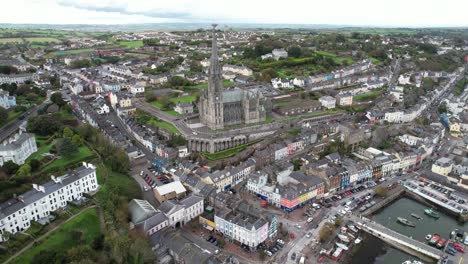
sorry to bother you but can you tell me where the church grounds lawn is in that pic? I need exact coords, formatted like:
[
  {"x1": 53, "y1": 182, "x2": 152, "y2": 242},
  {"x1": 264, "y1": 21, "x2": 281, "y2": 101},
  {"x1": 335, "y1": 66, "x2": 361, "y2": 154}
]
[
  {"x1": 147, "y1": 119, "x2": 180, "y2": 135},
  {"x1": 201, "y1": 144, "x2": 249, "y2": 160},
  {"x1": 11, "y1": 208, "x2": 101, "y2": 264},
  {"x1": 184, "y1": 80, "x2": 234, "y2": 90},
  {"x1": 169, "y1": 94, "x2": 198, "y2": 104}
]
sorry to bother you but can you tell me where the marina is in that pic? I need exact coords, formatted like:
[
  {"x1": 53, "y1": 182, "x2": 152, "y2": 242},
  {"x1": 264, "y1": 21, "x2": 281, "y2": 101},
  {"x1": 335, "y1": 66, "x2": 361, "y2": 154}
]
[{"x1": 352, "y1": 197, "x2": 466, "y2": 264}]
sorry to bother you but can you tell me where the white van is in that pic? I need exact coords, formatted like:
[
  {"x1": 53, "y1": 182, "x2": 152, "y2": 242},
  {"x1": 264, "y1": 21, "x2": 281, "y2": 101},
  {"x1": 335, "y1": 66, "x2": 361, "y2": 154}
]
[{"x1": 299, "y1": 256, "x2": 305, "y2": 264}]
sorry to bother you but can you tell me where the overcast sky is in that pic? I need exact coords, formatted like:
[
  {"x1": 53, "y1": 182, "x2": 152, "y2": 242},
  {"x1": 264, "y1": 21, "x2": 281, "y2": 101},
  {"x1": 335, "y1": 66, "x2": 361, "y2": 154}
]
[{"x1": 1, "y1": 0, "x2": 467, "y2": 27}]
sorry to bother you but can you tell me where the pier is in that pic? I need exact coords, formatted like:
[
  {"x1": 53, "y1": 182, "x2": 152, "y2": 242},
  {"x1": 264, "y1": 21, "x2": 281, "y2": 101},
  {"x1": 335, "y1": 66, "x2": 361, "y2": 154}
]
[{"x1": 351, "y1": 215, "x2": 442, "y2": 262}]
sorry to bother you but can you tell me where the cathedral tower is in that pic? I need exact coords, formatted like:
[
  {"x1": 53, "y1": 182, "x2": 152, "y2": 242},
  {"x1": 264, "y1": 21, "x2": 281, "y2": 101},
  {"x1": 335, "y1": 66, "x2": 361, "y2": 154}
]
[{"x1": 199, "y1": 24, "x2": 224, "y2": 129}]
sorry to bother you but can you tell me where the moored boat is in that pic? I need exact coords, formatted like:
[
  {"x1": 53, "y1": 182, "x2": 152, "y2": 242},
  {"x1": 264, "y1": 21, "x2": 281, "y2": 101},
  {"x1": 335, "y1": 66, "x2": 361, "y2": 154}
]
[
  {"x1": 335, "y1": 242, "x2": 349, "y2": 250},
  {"x1": 424, "y1": 208, "x2": 440, "y2": 219},
  {"x1": 425, "y1": 234, "x2": 432, "y2": 240},
  {"x1": 436, "y1": 238, "x2": 446, "y2": 248},
  {"x1": 337, "y1": 234, "x2": 350, "y2": 243},
  {"x1": 429, "y1": 234, "x2": 440, "y2": 245},
  {"x1": 410, "y1": 213, "x2": 422, "y2": 220},
  {"x1": 397, "y1": 217, "x2": 416, "y2": 227},
  {"x1": 354, "y1": 237, "x2": 362, "y2": 245}
]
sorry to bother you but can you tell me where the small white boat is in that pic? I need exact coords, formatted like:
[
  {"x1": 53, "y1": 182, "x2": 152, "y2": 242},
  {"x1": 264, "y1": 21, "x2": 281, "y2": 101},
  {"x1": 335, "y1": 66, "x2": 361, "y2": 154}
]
[
  {"x1": 354, "y1": 237, "x2": 362, "y2": 245},
  {"x1": 335, "y1": 242, "x2": 349, "y2": 250},
  {"x1": 337, "y1": 234, "x2": 350, "y2": 243},
  {"x1": 425, "y1": 234, "x2": 432, "y2": 240}
]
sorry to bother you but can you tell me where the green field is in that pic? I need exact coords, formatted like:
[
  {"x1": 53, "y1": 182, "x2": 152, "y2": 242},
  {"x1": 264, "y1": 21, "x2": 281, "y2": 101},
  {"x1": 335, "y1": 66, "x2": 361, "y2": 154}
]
[
  {"x1": 118, "y1": 40, "x2": 144, "y2": 48},
  {"x1": 185, "y1": 80, "x2": 234, "y2": 90},
  {"x1": 12, "y1": 208, "x2": 101, "y2": 264},
  {"x1": 46, "y1": 48, "x2": 95, "y2": 57},
  {"x1": 315, "y1": 51, "x2": 354, "y2": 64},
  {"x1": 353, "y1": 88, "x2": 385, "y2": 102},
  {"x1": 170, "y1": 94, "x2": 198, "y2": 104},
  {"x1": 147, "y1": 119, "x2": 180, "y2": 134},
  {"x1": 41, "y1": 145, "x2": 95, "y2": 173},
  {"x1": 96, "y1": 164, "x2": 141, "y2": 199},
  {"x1": 0, "y1": 37, "x2": 62, "y2": 44}
]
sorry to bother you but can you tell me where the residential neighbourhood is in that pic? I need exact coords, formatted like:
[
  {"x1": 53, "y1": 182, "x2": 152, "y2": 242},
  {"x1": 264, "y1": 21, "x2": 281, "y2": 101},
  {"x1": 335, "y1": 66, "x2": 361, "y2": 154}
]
[{"x1": 0, "y1": 6, "x2": 467, "y2": 264}]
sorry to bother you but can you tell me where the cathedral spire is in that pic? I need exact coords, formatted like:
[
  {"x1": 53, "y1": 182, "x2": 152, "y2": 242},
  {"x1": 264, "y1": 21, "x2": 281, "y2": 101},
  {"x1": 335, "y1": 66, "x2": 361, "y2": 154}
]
[
  {"x1": 208, "y1": 23, "x2": 222, "y2": 79},
  {"x1": 210, "y1": 24, "x2": 219, "y2": 67},
  {"x1": 211, "y1": 24, "x2": 218, "y2": 59}
]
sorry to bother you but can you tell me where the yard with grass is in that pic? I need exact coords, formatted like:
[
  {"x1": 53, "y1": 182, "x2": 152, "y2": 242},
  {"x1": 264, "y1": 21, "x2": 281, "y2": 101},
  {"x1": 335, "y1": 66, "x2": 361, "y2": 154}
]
[
  {"x1": 118, "y1": 40, "x2": 144, "y2": 49},
  {"x1": 147, "y1": 119, "x2": 180, "y2": 134},
  {"x1": 170, "y1": 94, "x2": 198, "y2": 104},
  {"x1": 184, "y1": 80, "x2": 234, "y2": 90},
  {"x1": 40, "y1": 145, "x2": 95, "y2": 173},
  {"x1": 315, "y1": 51, "x2": 354, "y2": 64},
  {"x1": 26, "y1": 136, "x2": 53, "y2": 161},
  {"x1": 353, "y1": 88, "x2": 385, "y2": 102},
  {"x1": 11, "y1": 208, "x2": 101, "y2": 264}
]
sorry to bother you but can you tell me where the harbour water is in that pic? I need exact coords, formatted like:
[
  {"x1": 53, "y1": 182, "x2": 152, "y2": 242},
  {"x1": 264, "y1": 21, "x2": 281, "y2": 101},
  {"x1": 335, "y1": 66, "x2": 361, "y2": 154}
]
[{"x1": 349, "y1": 197, "x2": 465, "y2": 264}]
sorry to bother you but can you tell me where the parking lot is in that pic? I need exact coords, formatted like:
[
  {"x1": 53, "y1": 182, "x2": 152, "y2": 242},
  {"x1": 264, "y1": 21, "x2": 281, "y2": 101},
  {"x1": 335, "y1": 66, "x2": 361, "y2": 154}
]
[{"x1": 406, "y1": 178, "x2": 468, "y2": 213}]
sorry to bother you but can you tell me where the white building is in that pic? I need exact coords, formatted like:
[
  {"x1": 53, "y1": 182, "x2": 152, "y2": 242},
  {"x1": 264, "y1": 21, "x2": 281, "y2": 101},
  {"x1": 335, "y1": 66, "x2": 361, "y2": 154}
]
[
  {"x1": 272, "y1": 49, "x2": 288, "y2": 60},
  {"x1": 398, "y1": 134, "x2": 423, "y2": 146},
  {"x1": 0, "y1": 89, "x2": 16, "y2": 109},
  {"x1": 130, "y1": 84, "x2": 145, "y2": 95},
  {"x1": 222, "y1": 64, "x2": 253, "y2": 76},
  {"x1": 214, "y1": 208, "x2": 270, "y2": 248},
  {"x1": 271, "y1": 78, "x2": 293, "y2": 89},
  {"x1": 130, "y1": 195, "x2": 204, "y2": 236},
  {"x1": 319, "y1": 96, "x2": 337, "y2": 109},
  {"x1": 0, "y1": 133, "x2": 37, "y2": 166},
  {"x1": 0, "y1": 73, "x2": 38, "y2": 84},
  {"x1": 0, "y1": 162, "x2": 98, "y2": 241}
]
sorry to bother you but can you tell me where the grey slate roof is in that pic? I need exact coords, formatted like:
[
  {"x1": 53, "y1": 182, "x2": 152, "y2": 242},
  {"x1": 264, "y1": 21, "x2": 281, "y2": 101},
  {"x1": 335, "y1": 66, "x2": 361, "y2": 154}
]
[{"x1": 0, "y1": 165, "x2": 95, "y2": 219}]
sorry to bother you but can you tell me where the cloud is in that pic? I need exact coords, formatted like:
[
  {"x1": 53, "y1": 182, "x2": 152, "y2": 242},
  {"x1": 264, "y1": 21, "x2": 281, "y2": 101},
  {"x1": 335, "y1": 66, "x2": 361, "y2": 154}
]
[{"x1": 57, "y1": 0, "x2": 192, "y2": 19}]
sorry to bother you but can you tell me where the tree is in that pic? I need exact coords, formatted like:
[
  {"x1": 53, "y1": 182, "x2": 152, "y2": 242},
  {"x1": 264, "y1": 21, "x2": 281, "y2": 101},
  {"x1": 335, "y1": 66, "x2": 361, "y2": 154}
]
[
  {"x1": 438, "y1": 102, "x2": 447, "y2": 114},
  {"x1": 288, "y1": 46, "x2": 302, "y2": 58},
  {"x1": 28, "y1": 115, "x2": 63, "y2": 136},
  {"x1": 0, "y1": 106, "x2": 7, "y2": 122},
  {"x1": 92, "y1": 234, "x2": 105, "y2": 250},
  {"x1": 69, "y1": 59, "x2": 91, "y2": 69},
  {"x1": 16, "y1": 163, "x2": 31, "y2": 176},
  {"x1": 51, "y1": 92, "x2": 66, "y2": 107},
  {"x1": 63, "y1": 127, "x2": 74, "y2": 138},
  {"x1": 217, "y1": 238, "x2": 226, "y2": 248},
  {"x1": 29, "y1": 159, "x2": 41, "y2": 172},
  {"x1": 58, "y1": 137, "x2": 79, "y2": 157},
  {"x1": 14, "y1": 105, "x2": 27, "y2": 112},
  {"x1": 72, "y1": 134, "x2": 83, "y2": 146},
  {"x1": 260, "y1": 68, "x2": 277, "y2": 82},
  {"x1": 31, "y1": 249, "x2": 67, "y2": 264},
  {"x1": 374, "y1": 185, "x2": 388, "y2": 197},
  {"x1": 2, "y1": 160, "x2": 19, "y2": 175},
  {"x1": 319, "y1": 223, "x2": 334, "y2": 242},
  {"x1": 159, "y1": 96, "x2": 174, "y2": 111}
]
